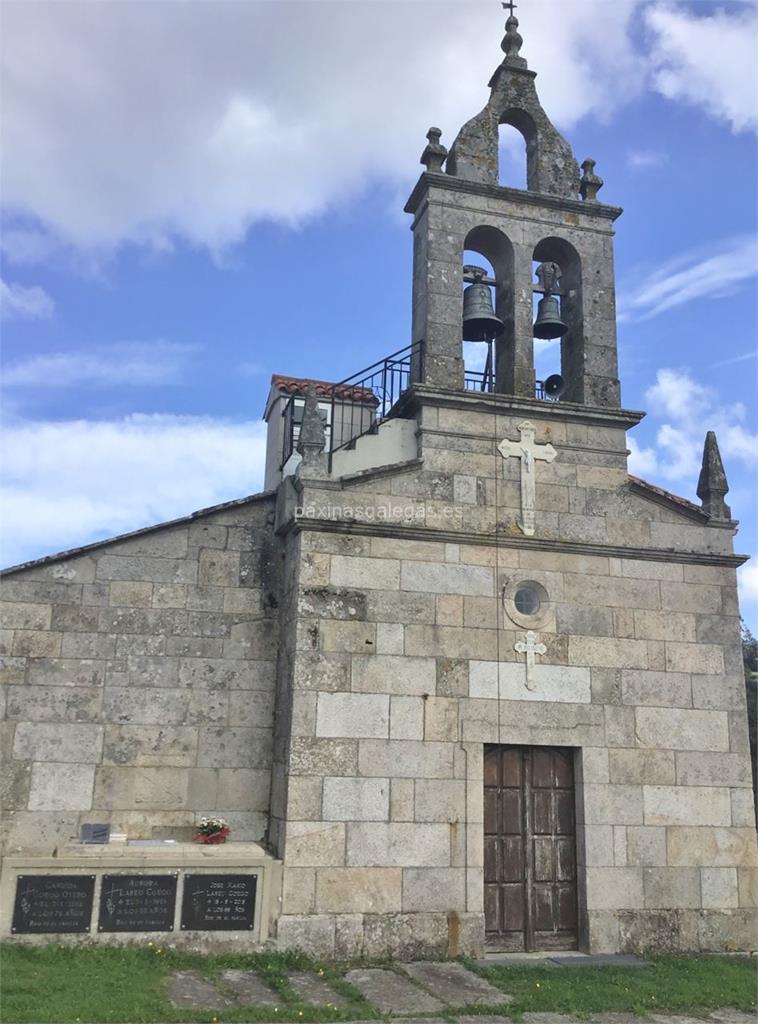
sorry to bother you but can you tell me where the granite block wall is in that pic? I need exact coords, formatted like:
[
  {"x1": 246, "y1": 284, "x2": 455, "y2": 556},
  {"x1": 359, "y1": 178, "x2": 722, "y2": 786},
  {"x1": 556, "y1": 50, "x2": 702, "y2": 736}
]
[
  {"x1": 1, "y1": 496, "x2": 279, "y2": 855},
  {"x1": 273, "y1": 392, "x2": 757, "y2": 958}
]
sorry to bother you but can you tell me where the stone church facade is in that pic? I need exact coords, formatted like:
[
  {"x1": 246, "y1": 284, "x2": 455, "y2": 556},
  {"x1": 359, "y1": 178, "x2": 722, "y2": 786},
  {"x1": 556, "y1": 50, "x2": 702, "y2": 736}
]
[{"x1": 2, "y1": 15, "x2": 756, "y2": 957}]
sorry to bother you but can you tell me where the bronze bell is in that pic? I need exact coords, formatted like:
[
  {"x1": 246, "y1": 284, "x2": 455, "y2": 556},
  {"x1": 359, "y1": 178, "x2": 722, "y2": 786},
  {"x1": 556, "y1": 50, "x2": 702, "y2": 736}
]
[
  {"x1": 533, "y1": 293, "x2": 568, "y2": 340},
  {"x1": 462, "y1": 267, "x2": 503, "y2": 342}
]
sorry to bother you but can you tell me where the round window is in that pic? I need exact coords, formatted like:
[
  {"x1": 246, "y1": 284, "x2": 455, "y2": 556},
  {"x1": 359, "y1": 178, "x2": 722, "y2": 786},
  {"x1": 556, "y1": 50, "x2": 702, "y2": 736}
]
[{"x1": 514, "y1": 587, "x2": 541, "y2": 616}]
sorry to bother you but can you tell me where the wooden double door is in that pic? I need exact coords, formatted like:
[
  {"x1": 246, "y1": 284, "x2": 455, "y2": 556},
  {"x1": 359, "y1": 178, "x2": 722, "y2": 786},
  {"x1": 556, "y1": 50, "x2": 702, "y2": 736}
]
[{"x1": 484, "y1": 744, "x2": 578, "y2": 951}]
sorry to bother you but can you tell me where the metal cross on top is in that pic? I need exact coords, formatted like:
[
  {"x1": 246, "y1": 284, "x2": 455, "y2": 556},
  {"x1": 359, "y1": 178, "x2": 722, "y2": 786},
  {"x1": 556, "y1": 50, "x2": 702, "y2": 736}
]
[
  {"x1": 498, "y1": 420, "x2": 557, "y2": 537},
  {"x1": 502, "y1": 0, "x2": 518, "y2": 15},
  {"x1": 515, "y1": 630, "x2": 546, "y2": 691}
]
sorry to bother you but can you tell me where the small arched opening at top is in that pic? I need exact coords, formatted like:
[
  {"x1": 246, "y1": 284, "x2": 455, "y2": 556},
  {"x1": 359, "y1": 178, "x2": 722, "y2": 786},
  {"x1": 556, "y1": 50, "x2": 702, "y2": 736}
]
[
  {"x1": 463, "y1": 225, "x2": 515, "y2": 393},
  {"x1": 532, "y1": 236, "x2": 583, "y2": 402},
  {"x1": 498, "y1": 108, "x2": 538, "y2": 190}
]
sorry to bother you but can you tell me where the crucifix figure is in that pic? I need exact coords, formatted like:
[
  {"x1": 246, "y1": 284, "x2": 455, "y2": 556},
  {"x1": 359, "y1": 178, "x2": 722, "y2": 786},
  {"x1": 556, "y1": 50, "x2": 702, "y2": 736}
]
[
  {"x1": 498, "y1": 420, "x2": 557, "y2": 536},
  {"x1": 515, "y1": 631, "x2": 546, "y2": 691}
]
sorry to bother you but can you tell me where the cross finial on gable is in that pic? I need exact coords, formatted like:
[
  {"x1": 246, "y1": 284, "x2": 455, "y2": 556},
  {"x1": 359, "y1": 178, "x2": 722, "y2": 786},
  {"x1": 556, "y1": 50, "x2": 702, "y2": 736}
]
[{"x1": 502, "y1": 0, "x2": 518, "y2": 16}]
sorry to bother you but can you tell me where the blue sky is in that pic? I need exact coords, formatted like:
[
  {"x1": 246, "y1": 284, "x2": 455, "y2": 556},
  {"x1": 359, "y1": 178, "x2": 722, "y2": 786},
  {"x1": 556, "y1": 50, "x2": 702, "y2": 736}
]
[{"x1": 2, "y1": 0, "x2": 757, "y2": 627}]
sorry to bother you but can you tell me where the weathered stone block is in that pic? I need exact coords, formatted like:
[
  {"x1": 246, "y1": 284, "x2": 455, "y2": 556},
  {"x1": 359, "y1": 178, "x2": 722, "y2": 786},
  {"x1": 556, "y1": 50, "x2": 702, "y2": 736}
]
[
  {"x1": 316, "y1": 867, "x2": 402, "y2": 913},
  {"x1": 737, "y1": 867, "x2": 758, "y2": 908},
  {"x1": 346, "y1": 822, "x2": 450, "y2": 867},
  {"x1": 316, "y1": 692, "x2": 389, "y2": 738},
  {"x1": 7, "y1": 684, "x2": 102, "y2": 723},
  {"x1": 700, "y1": 867, "x2": 738, "y2": 909},
  {"x1": 352, "y1": 655, "x2": 435, "y2": 696},
  {"x1": 644, "y1": 867, "x2": 701, "y2": 909},
  {"x1": 290, "y1": 737, "x2": 358, "y2": 777},
  {"x1": 14, "y1": 722, "x2": 102, "y2": 763},
  {"x1": 665, "y1": 642, "x2": 724, "y2": 675},
  {"x1": 691, "y1": 673, "x2": 746, "y2": 710},
  {"x1": 583, "y1": 784, "x2": 643, "y2": 825},
  {"x1": 358, "y1": 739, "x2": 454, "y2": 779},
  {"x1": 635, "y1": 707, "x2": 729, "y2": 752},
  {"x1": 568, "y1": 636, "x2": 649, "y2": 669},
  {"x1": 286, "y1": 822, "x2": 346, "y2": 866},
  {"x1": 282, "y1": 867, "x2": 315, "y2": 914},
  {"x1": 390, "y1": 696, "x2": 424, "y2": 739},
  {"x1": 400, "y1": 562, "x2": 493, "y2": 596},
  {"x1": 276, "y1": 914, "x2": 335, "y2": 956},
  {"x1": 197, "y1": 726, "x2": 271, "y2": 768},
  {"x1": 643, "y1": 786, "x2": 731, "y2": 827},
  {"x1": 423, "y1": 697, "x2": 458, "y2": 741},
  {"x1": 498, "y1": 701, "x2": 605, "y2": 747},
  {"x1": 469, "y1": 661, "x2": 591, "y2": 703},
  {"x1": 401, "y1": 868, "x2": 466, "y2": 912},
  {"x1": 620, "y1": 670, "x2": 691, "y2": 708},
  {"x1": 405, "y1": 624, "x2": 497, "y2": 660},
  {"x1": 585, "y1": 867, "x2": 643, "y2": 909},
  {"x1": 322, "y1": 777, "x2": 389, "y2": 821},
  {"x1": 626, "y1": 826, "x2": 667, "y2": 866},
  {"x1": 414, "y1": 779, "x2": 466, "y2": 822},
  {"x1": 319, "y1": 620, "x2": 376, "y2": 654},
  {"x1": 609, "y1": 749, "x2": 675, "y2": 786},
  {"x1": 666, "y1": 826, "x2": 758, "y2": 867},
  {"x1": 1, "y1": 602, "x2": 52, "y2": 630},
  {"x1": 28, "y1": 762, "x2": 95, "y2": 810},
  {"x1": 109, "y1": 581, "x2": 154, "y2": 607},
  {"x1": 330, "y1": 555, "x2": 400, "y2": 591},
  {"x1": 13, "y1": 631, "x2": 62, "y2": 658},
  {"x1": 103, "y1": 724, "x2": 197, "y2": 767},
  {"x1": 675, "y1": 751, "x2": 752, "y2": 788}
]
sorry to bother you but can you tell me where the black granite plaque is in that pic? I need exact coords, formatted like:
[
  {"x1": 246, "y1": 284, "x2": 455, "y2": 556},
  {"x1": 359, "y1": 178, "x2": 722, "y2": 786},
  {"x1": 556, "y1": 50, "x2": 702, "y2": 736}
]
[
  {"x1": 180, "y1": 874, "x2": 256, "y2": 931},
  {"x1": 12, "y1": 874, "x2": 95, "y2": 934},
  {"x1": 98, "y1": 874, "x2": 177, "y2": 932}
]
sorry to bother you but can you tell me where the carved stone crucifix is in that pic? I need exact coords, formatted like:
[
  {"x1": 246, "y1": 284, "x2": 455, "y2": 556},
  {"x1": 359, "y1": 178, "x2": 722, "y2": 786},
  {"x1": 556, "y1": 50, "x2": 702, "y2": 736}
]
[
  {"x1": 514, "y1": 631, "x2": 546, "y2": 691},
  {"x1": 498, "y1": 420, "x2": 557, "y2": 536}
]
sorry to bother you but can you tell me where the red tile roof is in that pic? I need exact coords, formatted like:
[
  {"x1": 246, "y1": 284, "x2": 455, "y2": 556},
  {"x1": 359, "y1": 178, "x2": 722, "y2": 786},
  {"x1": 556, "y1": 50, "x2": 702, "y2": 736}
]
[{"x1": 270, "y1": 374, "x2": 378, "y2": 403}]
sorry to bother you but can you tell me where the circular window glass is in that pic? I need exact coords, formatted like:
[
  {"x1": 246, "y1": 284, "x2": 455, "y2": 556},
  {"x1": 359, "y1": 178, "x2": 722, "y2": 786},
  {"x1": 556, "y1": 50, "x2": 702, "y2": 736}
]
[{"x1": 514, "y1": 587, "x2": 541, "y2": 616}]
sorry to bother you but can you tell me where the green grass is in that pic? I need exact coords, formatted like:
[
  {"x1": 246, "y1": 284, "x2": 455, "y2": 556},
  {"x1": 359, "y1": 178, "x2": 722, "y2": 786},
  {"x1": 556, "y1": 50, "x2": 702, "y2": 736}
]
[
  {"x1": 471, "y1": 954, "x2": 757, "y2": 1018},
  {"x1": 1, "y1": 944, "x2": 755, "y2": 1024}
]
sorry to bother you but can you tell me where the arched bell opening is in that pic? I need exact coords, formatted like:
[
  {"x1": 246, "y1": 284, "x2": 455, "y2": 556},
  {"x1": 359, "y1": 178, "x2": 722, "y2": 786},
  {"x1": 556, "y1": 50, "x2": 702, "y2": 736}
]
[
  {"x1": 462, "y1": 226, "x2": 515, "y2": 395},
  {"x1": 498, "y1": 108, "x2": 538, "y2": 191},
  {"x1": 498, "y1": 124, "x2": 528, "y2": 191},
  {"x1": 532, "y1": 237, "x2": 583, "y2": 403}
]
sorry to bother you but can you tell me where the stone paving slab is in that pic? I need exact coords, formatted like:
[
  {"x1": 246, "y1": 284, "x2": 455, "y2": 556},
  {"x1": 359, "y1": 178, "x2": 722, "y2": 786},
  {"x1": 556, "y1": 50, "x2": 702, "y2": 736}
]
[
  {"x1": 288, "y1": 971, "x2": 350, "y2": 1008},
  {"x1": 551, "y1": 954, "x2": 649, "y2": 968},
  {"x1": 344, "y1": 968, "x2": 446, "y2": 1014},
  {"x1": 709, "y1": 1013, "x2": 758, "y2": 1023},
  {"x1": 403, "y1": 962, "x2": 512, "y2": 1007},
  {"x1": 220, "y1": 969, "x2": 279, "y2": 1005},
  {"x1": 168, "y1": 971, "x2": 233, "y2": 1010}
]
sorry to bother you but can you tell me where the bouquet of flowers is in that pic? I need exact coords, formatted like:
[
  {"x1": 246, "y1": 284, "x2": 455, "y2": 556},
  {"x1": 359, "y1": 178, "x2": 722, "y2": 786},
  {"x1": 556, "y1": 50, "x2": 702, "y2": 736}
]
[{"x1": 193, "y1": 816, "x2": 231, "y2": 844}]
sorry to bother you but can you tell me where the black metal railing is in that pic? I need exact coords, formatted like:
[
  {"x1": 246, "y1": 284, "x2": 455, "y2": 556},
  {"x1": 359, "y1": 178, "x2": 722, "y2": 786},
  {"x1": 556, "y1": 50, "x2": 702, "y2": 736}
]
[{"x1": 281, "y1": 341, "x2": 555, "y2": 469}]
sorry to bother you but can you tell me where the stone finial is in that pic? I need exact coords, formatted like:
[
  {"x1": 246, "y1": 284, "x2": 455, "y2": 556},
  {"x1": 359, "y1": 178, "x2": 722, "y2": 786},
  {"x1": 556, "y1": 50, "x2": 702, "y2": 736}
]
[
  {"x1": 579, "y1": 158, "x2": 603, "y2": 202},
  {"x1": 697, "y1": 431, "x2": 731, "y2": 520},
  {"x1": 420, "y1": 127, "x2": 448, "y2": 173},
  {"x1": 296, "y1": 385, "x2": 327, "y2": 477},
  {"x1": 501, "y1": 4, "x2": 526, "y2": 67}
]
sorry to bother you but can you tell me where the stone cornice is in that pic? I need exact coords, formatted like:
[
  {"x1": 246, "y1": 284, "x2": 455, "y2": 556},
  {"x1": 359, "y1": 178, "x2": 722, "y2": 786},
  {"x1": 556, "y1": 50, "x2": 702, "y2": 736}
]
[
  {"x1": 396, "y1": 384, "x2": 645, "y2": 431},
  {"x1": 284, "y1": 515, "x2": 748, "y2": 569},
  {"x1": 404, "y1": 171, "x2": 623, "y2": 222}
]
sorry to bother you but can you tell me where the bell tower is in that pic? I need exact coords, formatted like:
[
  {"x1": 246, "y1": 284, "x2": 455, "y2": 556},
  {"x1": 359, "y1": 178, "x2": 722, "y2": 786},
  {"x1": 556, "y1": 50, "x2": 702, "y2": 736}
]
[{"x1": 406, "y1": 7, "x2": 622, "y2": 407}]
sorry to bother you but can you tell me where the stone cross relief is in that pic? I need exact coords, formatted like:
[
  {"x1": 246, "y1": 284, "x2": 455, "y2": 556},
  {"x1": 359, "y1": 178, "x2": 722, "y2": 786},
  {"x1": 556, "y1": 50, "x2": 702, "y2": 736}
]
[
  {"x1": 497, "y1": 420, "x2": 557, "y2": 537},
  {"x1": 514, "y1": 631, "x2": 546, "y2": 691}
]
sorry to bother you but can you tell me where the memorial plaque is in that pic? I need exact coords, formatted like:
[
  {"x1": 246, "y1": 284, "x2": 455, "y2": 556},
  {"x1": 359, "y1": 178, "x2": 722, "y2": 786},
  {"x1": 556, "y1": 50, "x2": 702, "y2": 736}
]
[
  {"x1": 98, "y1": 874, "x2": 177, "y2": 932},
  {"x1": 12, "y1": 874, "x2": 95, "y2": 934},
  {"x1": 181, "y1": 874, "x2": 256, "y2": 931}
]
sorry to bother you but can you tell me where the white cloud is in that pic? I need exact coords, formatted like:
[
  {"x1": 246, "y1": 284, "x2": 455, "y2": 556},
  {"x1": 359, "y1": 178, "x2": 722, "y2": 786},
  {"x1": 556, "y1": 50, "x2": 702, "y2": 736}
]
[
  {"x1": 619, "y1": 234, "x2": 758, "y2": 321},
  {"x1": 646, "y1": 3, "x2": 758, "y2": 133},
  {"x1": 0, "y1": 414, "x2": 267, "y2": 568},
  {"x1": 627, "y1": 149, "x2": 667, "y2": 169},
  {"x1": 632, "y1": 367, "x2": 758, "y2": 484},
  {"x1": 3, "y1": 341, "x2": 197, "y2": 388},
  {"x1": 0, "y1": 278, "x2": 54, "y2": 320},
  {"x1": 0, "y1": 0, "x2": 641, "y2": 261},
  {"x1": 740, "y1": 563, "x2": 758, "y2": 604}
]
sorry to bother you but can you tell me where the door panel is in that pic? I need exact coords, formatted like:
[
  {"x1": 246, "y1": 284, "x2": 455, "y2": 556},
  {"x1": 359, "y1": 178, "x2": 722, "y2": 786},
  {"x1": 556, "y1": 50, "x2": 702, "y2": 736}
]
[{"x1": 484, "y1": 744, "x2": 578, "y2": 951}]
